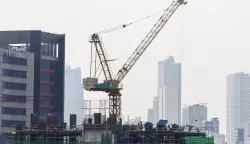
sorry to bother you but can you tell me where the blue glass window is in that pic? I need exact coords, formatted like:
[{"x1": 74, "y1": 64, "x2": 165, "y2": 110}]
[
  {"x1": 0, "y1": 94, "x2": 26, "y2": 103},
  {"x1": 40, "y1": 97, "x2": 52, "y2": 105},
  {"x1": 1, "y1": 120, "x2": 25, "y2": 127},
  {"x1": 2, "y1": 82, "x2": 26, "y2": 90},
  {"x1": 2, "y1": 55, "x2": 27, "y2": 66},
  {"x1": 2, "y1": 69, "x2": 27, "y2": 78},
  {"x1": 2, "y1": 107, "x2": 26, "y2": 115},
  {"x1": 40, "y1": 61, "x2": 55, "y2": 70},
  {"x1": 40, "y1": 85, "x2": 54, "y2": 93},
  {"x1": 40, "y1": 73, "x2": 53, "y2": 81}
]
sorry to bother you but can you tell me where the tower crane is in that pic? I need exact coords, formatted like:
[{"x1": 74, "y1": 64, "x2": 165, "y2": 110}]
[{"x1": 83, "y1": 0, "x2": 187, "y2": 124}]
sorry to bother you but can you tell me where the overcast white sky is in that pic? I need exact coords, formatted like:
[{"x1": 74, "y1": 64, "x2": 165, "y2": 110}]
[{"x1": 1, "y1": 0, "x2": 250, "y2": 135}]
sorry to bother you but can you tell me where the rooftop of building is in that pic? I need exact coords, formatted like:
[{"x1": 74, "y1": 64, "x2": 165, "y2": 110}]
[{"x1": 0, "y1": 30, "x2": 64, "y2": 44}]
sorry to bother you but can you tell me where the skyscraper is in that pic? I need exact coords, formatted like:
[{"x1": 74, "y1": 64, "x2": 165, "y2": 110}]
[
  {"x1": 182, "y1": 104, "x2": 207, "y2": 127},
  {"x1": 226, "y1": 73, "x2": 250, "y2": 144},
  {"x1": 158, "y1": 56, "x2": 181, "y2": 124},
  {"x1": 64, "y1": 65, "x2": 84, "y2": 125}
]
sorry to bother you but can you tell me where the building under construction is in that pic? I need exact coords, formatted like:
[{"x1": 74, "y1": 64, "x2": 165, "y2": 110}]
[
  {"x1": 3, "y1": 118, "x2": 214, "y2": 144},
  {"x1": 83, "y1": 99, "x2": 109, "y2": 125}
]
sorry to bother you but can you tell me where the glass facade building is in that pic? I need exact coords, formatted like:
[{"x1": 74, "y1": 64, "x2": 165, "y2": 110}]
[{"x1": 0, "y1": 30, "x2": 65, "y2": 134}]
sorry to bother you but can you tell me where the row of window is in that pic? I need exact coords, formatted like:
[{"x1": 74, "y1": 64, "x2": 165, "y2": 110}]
[
  {"x1": 40, "y1": 85, "x2": 54, "y2": 93},
  {"x1": 40, "y1": 97, "x2": 53, "y2": 105},
  {"x1": 2, "y1": 55, "x2": 27, "y2": 66},
  {"x1": 2, "y1": 69, "x2": 27, "y2": 78},
  {"x1": 1, "y1": 107, "x2": 26, "y2": 115},
  {"x1": 0, "y1": 94, "x2": 26, "y2": 103},
  {"x1": 40, "y1": 61, "x2": 56, "y2": 70},
  {"x1": 1, "y1": 120, "x2": 26, "y2": 127},
  {"x1": 40, "y1": 73, "x2": 54, "y2": 81},
  {"x1": 2, "y1": 82, "x2": 26, "y2": 90}
]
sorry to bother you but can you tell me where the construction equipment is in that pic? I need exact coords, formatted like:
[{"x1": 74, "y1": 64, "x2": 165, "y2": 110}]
[{"x1": 83, "y1": 0, "x2": 187, "y2": 124}]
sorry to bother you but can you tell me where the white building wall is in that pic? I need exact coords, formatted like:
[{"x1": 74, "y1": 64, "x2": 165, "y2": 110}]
[
  {"x1": 244, "y1": 123, "x2": 250, "y2": 143},
  {"x1": 182, "y1": 105, "x2": 189, "y2": 125},
  {"x1": 226, "y1": 73, "x2": 250, "y2": 144},
  {"x1": 64, "y1": 65, "x2": 84, "y2": 125},
  {"x1": 214, "y1": 134, "x2": 225, "y2": 144},
  {"x1": 147, "y1": 109, "x2": 153, "y2": 123},
  {"x1": 153, "y1": 96, "x2": 159, "y2": 125},
  {"x1": 0, "y1": 48, "x2": 34, "y2": 134}
]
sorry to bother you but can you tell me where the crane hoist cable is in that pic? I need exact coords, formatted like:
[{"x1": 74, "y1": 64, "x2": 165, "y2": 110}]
[{"x1": 96, "y1": 8, "x2": 169, "y2": 35}]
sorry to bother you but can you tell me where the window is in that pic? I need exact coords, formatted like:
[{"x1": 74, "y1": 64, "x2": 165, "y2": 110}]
[
  {"x1": 2, "y1": 107, "x2": 26, "y2": 115},
  {"x1": 1, "y1": 120, "x2": 25, "y2": 127},
  {"x1": 2, "y1": 69, "x2": 27, "y2": 78},
  {"x1": 40, "y1": 85, "x2": 54, "y2": 93},
  {"x1": 2, "y1": 55, "x2": 27, "y2": 66},
  {"x1": 2, "y1": 82, "x2": 26, "y2": 90},
  {"x1": 40, "y1": 73, "x2": 53, "y2": 81},
  {"x1": 0, "y1": 94, "x2": 26, "y2": 103},
  {"x1": 40, "y1": 97, "x2": 52, "y2": 105},
  {"x1": 40, "y1": 61, "x2": 55, "y2": 70},
  {"x1": 40, "y1": 109, "x2": 52, "y2": 116}
]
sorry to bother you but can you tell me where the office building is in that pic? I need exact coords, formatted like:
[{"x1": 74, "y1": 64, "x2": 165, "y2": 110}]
[
  {"x1": 182, "y1": 104, "x2": 207, "y2": 128},
  {"x1": 214, "y1": 134, "x2": 226, "y2": 144},
  {"x1": 147, "y1": 108, "x2": 153, "y2": 123},
  {"x1": 0, "y1": 31, "x2": 65, "y2": 134},
  {"x1": 153, "y1": 96, "x2": 159, "y2": 125},
  {"x1": 226, "y1": 73, "x2": 250, "y2": 144},
  {"x1": 64, "y1": 65, "x2": 84, "y2": 125},
  {"x1": 158, "y1": 56, "x2": 181, "y2": 124},
  {"x1": 0, "y1": 48, "x2": 34, "y2": 134},
  {"x1": 205, "y1": 117, "x2": 219, "y2": 135}
]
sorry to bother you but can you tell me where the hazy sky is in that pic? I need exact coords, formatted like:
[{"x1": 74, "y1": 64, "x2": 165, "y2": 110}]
[{"x1": 1, "y1": 0, "x2": 250, "y2": 134}]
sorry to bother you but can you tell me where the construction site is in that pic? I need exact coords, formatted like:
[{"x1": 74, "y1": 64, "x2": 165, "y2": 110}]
[{"x1": 0, "y1": 0, "x2": 216, "y2": 143}]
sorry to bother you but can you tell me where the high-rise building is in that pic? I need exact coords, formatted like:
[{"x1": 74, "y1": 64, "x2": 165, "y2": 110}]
[
  {"x1": 0, "y1": 30, "x2": 65, "y2": 134},
  {"x1": 64, "y1": 65, "x2": 84, "y2": 125},
  {"x1": 153, "y1": 96, "x2": 159, "y2": 125},
  {"x1": 214, "y1": 134, "x2": 226, "y2": 144},
  {"x1": 226, "y1": 73, "x2": 250, "y2": 144},
  {"x1": 205, "y1": 117, "x2": 219, "y2": 135},
  {"x1": 158, "y1": 56, "x2": 181, "y2": 124},
  {"x1": 147, "y1": 108, "x2": 153, "y2": 123},
  {"x1": 182, "y1": 104, "x2": 207, "y2": 127}
]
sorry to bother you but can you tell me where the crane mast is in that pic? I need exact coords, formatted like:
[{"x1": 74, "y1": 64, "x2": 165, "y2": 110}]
[{"x1": 83, "y1": 0, "x2": 186, "y2": 124}]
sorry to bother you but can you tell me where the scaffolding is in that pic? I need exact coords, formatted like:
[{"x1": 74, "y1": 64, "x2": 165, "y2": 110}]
[{"x1": 83, "y1": 100, "x2": 109, "y2": 124}]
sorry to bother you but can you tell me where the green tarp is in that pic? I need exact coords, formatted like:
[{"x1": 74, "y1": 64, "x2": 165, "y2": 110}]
[{"x1": 185, "y1": 136, "x2": 214, "y2": 144}]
